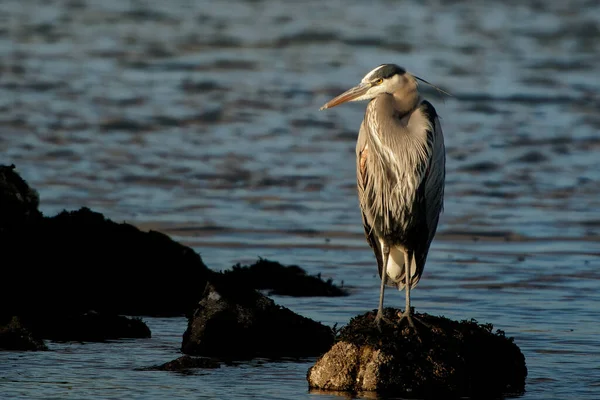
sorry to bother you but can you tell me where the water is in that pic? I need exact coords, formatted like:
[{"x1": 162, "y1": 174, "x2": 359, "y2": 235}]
[{"x1": 1, "y1": 0, "x2": 599, "y2": 398}]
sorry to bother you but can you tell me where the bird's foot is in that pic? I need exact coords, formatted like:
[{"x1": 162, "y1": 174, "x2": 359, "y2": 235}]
[
  {"x1": 373, "y1": 311, "x2": 396, "y2": 332},
  {"x1": 397, "y1": 309, "x2": 430, "y2": 340}
]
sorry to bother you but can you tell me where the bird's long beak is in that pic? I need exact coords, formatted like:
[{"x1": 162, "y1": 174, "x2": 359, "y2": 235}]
[{"x1": 320, "y1": 82, "x2": 371, "y2": 110}]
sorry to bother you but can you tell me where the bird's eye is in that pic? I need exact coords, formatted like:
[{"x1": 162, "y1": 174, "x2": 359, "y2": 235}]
[{"x1": 375, "y1": 78, "x2": 384, "y2": 85}]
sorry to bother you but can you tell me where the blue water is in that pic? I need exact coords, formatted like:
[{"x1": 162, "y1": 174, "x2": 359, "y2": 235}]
[{"x1": 1, "y1": 0, "x2": 599, "y2": 398}]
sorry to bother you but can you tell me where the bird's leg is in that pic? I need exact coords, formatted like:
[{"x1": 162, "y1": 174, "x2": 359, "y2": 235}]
[
  {"x1": 397, "y1": 252, "x2": 417, "y2": 330},
  {"x1": 397, "y1": 252, "x2": 430, "y2": 334},
  {"x1": 374, "y1": 243, "x2": 393, "y2": 329}
]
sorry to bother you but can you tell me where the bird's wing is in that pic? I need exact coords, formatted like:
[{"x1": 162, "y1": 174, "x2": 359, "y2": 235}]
[
  {"x1": 356, "y1": 122, "x2": 384, "y2": 277},
  {"x1": 418, "y1": 100, "x2": 446, "y2": 255}
]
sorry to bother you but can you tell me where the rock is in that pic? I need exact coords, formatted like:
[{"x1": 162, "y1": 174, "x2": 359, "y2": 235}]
[
  {"x1": 181, "y1": 272, "x2": 335, "y2": 359},
  {"x1": 0, "y1": 164, "x2": 42, "y2": 229},
  {"x1": 147, "y1": 355, "x2": 220, "y2": 371},
  {"x1": 0, "y1": 316, "x2": 47, "y2": 351},
  {"x1": 0, "y1": 165, "x2": 210, "y2": 342},
  {"x1": 307, "y1": 309, "x2": 527, "y2": 398},
  {"x1": 223, "y1": 258, "x2": 348, "y2": 297},
  {"x1": 0, "y1": 206, "x2": 209, "y2": 318},
  {"x1": 17, "y1": 312, "x2": 151, "y2": 342}
]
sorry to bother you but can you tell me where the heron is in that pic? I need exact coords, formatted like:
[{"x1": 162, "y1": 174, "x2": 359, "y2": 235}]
[{"x1": 320, "y1": 64, "x2": 446, "y2": 329}]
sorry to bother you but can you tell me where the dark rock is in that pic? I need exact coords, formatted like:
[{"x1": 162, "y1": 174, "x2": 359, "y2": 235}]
[
  {"x1": 147, "y1": 355, "x2": 220, "y2": 371},
  {"x1": 181, "y1": 273, "x2": 335, "y2": 359},
  {"x1": 0, "y1": 165, "x2": 211, "y2": 343},
  {"x1": 0, "y1": 206, "x2": 209, "y2": 318},
  {"x1": 307, "y1": 309, "x2": 527, "y2": 398},
  {"x1": 223, "y1": 258, "x2": 348, "y2": 297},
  {"x1": 17, "y1": 312, "x2": 151, "y2": 342},
  {"x1": 0, "y1": 164, "x2": 42, "y2": 229},
  {"x1": 0, "y1": 316, "x2": 47, "y2": 351}
]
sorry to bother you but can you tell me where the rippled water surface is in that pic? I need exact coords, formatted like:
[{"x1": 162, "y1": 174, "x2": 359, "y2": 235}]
[{"x1": 1, "y1": 0, "x2": 599, "y2": 399}]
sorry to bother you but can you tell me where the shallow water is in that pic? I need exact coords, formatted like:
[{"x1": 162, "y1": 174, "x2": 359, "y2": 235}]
[{"x1": 1, "y1": 0, "x2": 600, "y2": 399}]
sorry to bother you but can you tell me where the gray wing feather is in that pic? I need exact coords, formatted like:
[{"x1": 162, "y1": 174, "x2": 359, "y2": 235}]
[
  {"x1": 422, "y1": 102, "x2": 445, "y2": 247},
  {"x1": 408, "y1": 100, "x2": 445, "y2": 285},
  {"x1": 356, "y1": 122, "x2": 384, "y2": 278}
]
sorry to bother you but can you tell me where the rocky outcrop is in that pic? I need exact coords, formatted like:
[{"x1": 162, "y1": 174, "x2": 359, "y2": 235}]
[
  {"x1": 0, "y1": 207, "x2": 209, "y2": 318},
  {"x1": 0, "y1": 317, "x2": 47, "y2": 351},
  {"x1": 223, "y1": 258, "x2": 348, "y2": 297},
  {"x1": 0, "y1": 164, "x2": 42, "y2": 229},
  {"x1": 0, "y1": 164, "x2": 343, "y2": 352},
  {"x1": 308, "y1": 309, "x2": 527, "y2": 398},
  {"x1": 0, "y1": 164, "x2": 209, "y2": 343},
  {"x1": 0, "y1": 163, "x2": 209, "y2": 319},
  {"x1": 181, "y1": 273, "x2": 335, "y2": 359},
  {"x1": 15, "y1": 312, "x2": 151, "y2": 342}
]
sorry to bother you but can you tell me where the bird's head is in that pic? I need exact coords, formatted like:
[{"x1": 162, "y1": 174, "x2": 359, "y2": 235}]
[{"x1": 320, "y1": 64, "x2": 445, "y2": 110}]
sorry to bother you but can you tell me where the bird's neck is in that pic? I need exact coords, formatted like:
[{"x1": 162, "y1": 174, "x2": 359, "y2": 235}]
[{"x1": 391, "y1": 90, "x2": 421, "y2": 120}]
